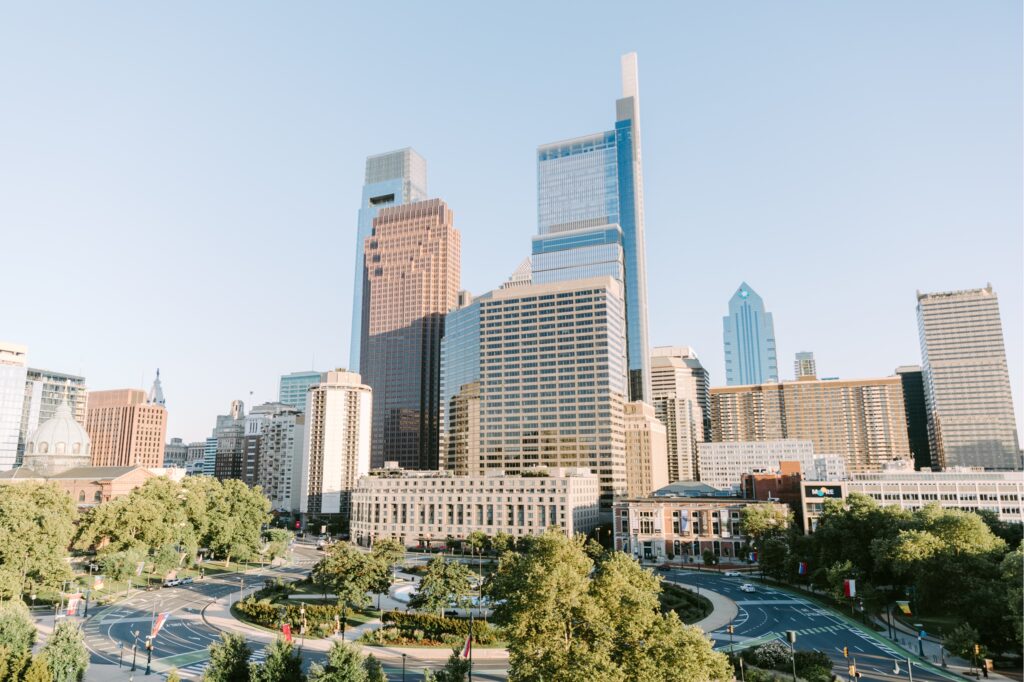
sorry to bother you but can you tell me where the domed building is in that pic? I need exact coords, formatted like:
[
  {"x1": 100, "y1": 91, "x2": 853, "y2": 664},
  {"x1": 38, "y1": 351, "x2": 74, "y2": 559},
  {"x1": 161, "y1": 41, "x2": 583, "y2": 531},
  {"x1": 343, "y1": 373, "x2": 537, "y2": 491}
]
[{"x1": 22, "y1": 401, "x2": 92, "y2": 477}]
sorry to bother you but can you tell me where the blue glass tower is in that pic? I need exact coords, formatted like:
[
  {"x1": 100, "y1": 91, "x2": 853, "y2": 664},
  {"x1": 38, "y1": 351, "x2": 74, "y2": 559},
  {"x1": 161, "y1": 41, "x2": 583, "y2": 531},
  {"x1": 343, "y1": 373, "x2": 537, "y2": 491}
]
[
  {"x1": 278, "y1": 370, "x2": 322, "y2": 411},
  {"x1": 534, "y1": 53, "x2": 651, "y2": 403},
  {"x1": 348, "y1": 148, "x2": 427, "y2": 370},
  {"x1": 723, "y1": 283, "x2": 778, "y2": 386}
]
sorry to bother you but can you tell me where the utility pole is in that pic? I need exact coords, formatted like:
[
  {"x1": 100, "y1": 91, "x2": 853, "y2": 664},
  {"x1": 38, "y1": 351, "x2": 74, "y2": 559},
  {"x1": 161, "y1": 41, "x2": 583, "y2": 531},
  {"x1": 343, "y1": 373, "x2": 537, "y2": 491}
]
[{"x1": 786, "y1": 631, "x2": 797, "y2": 682}]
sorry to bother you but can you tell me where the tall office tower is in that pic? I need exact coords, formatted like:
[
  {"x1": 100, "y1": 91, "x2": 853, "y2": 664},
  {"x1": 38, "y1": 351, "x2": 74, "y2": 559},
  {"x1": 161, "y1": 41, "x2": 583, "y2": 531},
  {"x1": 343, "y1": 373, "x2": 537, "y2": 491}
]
[
  {"x1": 917, "y1": 286, "x2": 1020, "y2": 470},
  {"x1": 186, "y1": 440, "x2": 206, "y2": 474},
  {"x1": 278, "y1": 371, "x2": 323, "y2": 411},
  {"x1": 794, "y1": 352, "x2": 817, "y2": 380},
  {"x1": 895, "y1": 365, "x2": 933, "y2": 470},
  {"x1": 211, "y1": 400, "x2": 246, "y2": 482},
  {"x1": 440, "y1": 293, "x2": 482, "y2": 474},
  {"x1": 723, "y1": 283, "x2": 778, "y2": 386},
  {"x1": 349, "y1": 148, "x2": 428, "y2": 370},
  {"x1": 534, "y1": 53, "x2": 651, "y2": 403},
  {"x1": 360, "y1": 199, "x2": 460, "y2": 470},
  {"x1": 624, "y1": 401, "x2": 669, "y2": 497},
  {"x1": 251, "y1": 404, "x2": 304, "y2": 512},
  {"x1": 711, "y1": 376, "x2": 910, "y2": 473},
  {"x1": 439, "y1": 276, "x2": 629, "y2": 512},
  {"x1": 650, "y1": 346, "x2": 709, "y2": 482},
  {"x1": 299, "y1": 370, "x2": 372, "y2": 519},
  {"x1": 18, "y1": 367, "x2": 87, "y2": 466},
  {"x1": 0, "y1": 343, "x2": 29, "y2": 470},
  {"x1": 203, "y1": 437, "x2": 217, "y2": 476},
  {"x1": 85, "y1": 386, "x2": 168, "y2": 467},
  {"x1": 164, "y1": 437, "x2": 188, "y2": 467}
]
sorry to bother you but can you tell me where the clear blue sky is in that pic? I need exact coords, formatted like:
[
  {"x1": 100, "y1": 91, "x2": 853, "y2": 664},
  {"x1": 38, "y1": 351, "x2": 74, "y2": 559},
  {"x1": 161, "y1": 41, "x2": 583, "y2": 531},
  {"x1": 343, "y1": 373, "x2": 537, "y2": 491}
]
[{"x1": 1, "y1": 2, "x2": 1020, "y2": 443}]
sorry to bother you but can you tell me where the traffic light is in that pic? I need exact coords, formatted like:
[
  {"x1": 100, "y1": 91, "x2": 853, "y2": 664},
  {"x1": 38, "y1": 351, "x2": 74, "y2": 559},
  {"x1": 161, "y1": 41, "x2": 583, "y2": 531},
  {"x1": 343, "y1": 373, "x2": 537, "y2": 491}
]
[
  {"x1": 843, "y1": 646, "x2": 849, "y2": 658},
  {"x1": 848, "y1": 663, "x2": 856, "y2": 677},
  {"x1": 728, "y1": 625, "x2": 735, "y2": 635},
  {"x1": 974, "y1": 644, "x2": 981, "y2": 655},
  {"x1": 145, "y1": 638, "x2": 153, "y2": 651}
]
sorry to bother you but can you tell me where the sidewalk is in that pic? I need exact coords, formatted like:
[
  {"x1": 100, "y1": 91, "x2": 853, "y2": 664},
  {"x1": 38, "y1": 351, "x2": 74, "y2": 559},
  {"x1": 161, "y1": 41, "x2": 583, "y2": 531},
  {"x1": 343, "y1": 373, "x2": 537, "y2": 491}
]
[{"x1": 662, "y1": 579, "x2": 739, "y2": 633}]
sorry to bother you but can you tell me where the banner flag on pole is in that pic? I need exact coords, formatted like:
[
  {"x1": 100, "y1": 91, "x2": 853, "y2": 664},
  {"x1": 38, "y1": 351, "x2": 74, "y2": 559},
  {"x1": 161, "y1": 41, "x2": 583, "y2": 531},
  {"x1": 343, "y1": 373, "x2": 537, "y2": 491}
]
[
  {"x1": 896, "y1": 600, "x2": 912, "y2": 615},
  {"x1": 797, "y1": 562, "x2": 808, "y2": 575},
  {"x1": 65, "y1": 594, "x2": 82, "y2": 616},
  {"x1": 151, "y1": 612, "x2": 170, "y2": 638},
  {"x1": 282, "y1": 623, "x2": 292, "y2": 643},
  {"x1": 843, "y1": 579, "x2": 856, "y2": 598},
  {"x1": 135, "y1": 561, "x2": 145, "y2": 576},
  {"x1": 460, "y1": 633, "x2": 472, "y2": 659},
  {"x1": 93, "y1": 575, "x2": 105, "y2": 590}
]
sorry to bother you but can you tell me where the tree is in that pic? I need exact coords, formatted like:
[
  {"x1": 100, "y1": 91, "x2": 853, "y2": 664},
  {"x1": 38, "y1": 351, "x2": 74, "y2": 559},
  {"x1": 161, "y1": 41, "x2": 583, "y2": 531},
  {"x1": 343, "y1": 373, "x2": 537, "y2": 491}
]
[
  {"x1": 409, "y1": 556, "x2": 472, "y2": 618},
  {"x1": 1001, "y1": 544, "x2": 1023, "y2": 649},
  {"x1": 0, "y1": 482, "x2": 76, "y2": 596},
  {"x1": 21, "y1": 653, "x2": 51, "y2": 682},
  {"x1": 0, "y1": 600, "x2": 36, "y2": 659},
  {"x1": 943, "y1": 623, "x2": 982, "y2": 660},
  {"x1": 432, "y1": 649, "x2": 471, "y2": 682},
  {"x1": 741, "y1": 503, "x2": 793, "y2": 546},
  {"x1": 167, "y1": 670, "x2": 182, "y2": 682},
  {"x1": 370, "y1": 537, "x2": 405, "y2": 567},
  {"x1": 152, "y1": 543, "x2": 182, "y2": 577},
  {"x1": 0, "y1": 644, "x2": 31, "y2": 682},
  {"x1": 701, "y1": 549, "x2": 719, "y2": 567},
  {"x1": 363, "y1": 655, "x2": 387, "y2": 682},
  {"x1": 204, "y1": 633, "x2": 252, "y2": 682},
  {"x1": 758, "y1": 537, "x2": 789, "y2": 581},
  {"x1": 491, "y1": 532, "x2": 514, "y2": 556},
  {"x1": 43, "y1": 619, "x2": 89, "y2": 682},
  {"x1": 311, "y1": 542, "x2": 373, "y2": 637},
  {"x1": 489, "y1": 529, "x2": 731, "y2": 682},
  {"x1": 307, "y1": 641, "x2": 367, "y2": 682},
  {"x1": 207, "y1": 479, "x2": 271, "y2": 565},
  {"x1": 264, "y1": 529, "x2": 293, "y2": 562},
  {"x1": 98, "y1": 547, "x2": 146, "y2": 583},
  {"x1": 251, "y1": 638, "x2": 303, "y2": 682},
  {"x1": 465, "y1": 531, "x2": 488, "y2": 557}
]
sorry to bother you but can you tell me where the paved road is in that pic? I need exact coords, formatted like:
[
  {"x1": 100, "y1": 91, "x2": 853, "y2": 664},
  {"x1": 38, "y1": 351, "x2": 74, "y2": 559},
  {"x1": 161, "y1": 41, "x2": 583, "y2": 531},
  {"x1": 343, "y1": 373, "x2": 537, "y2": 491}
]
[{"x1": 665, "y1": 570, "x2": 956, "y2": 682}]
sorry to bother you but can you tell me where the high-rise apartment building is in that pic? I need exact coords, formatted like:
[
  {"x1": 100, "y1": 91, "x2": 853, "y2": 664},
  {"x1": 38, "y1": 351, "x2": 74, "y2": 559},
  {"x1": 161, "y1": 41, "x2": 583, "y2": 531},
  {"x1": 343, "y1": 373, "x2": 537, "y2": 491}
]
[
  {"x1": 85, "y1": 386, "x2": 168, "y2": 467},
  {"x1": 710, "y1": 376, "x2": 910, "y2": 473},
  {"x1": 723, "y1": 283, "x2": 778, "y2": 386},
  {"x1": 439, "y1": 276, "x2": 629, "y2": 512},
  {"x1": 624, "y1": 401, "x2": 669, "y2": 498},
  {"x1": 349, "y1": 148, "x2": 428, "y2": 370},
  {"x1": 895, "y1": 365, "x2": 933, "y2": 470},
  {"x1": 252, "y1": 404, "x2": 304, "y2": 512},
  {"x1": 650, "y1": 346, "x2": 709, "y2": 482},
  {"x1": 917, "y1": 286, "x2": 1020, "y2": 469},
  {"x1": 298, "y1": 370, "x2": 372, "y2": 519},
  {"x1": 696, "y1": 440, "x2": 846, "y2": 492},
  {"x1": 0, "y1": 343, "x2": 29, "y2": 470},
  {"x1": 18, "y1": 367, "x2": 87, "y2": 467},
  {"x1": 278, "y1": 371, "x2": 322, "y2": 411},
  {"x1": 794, "y1": 352, "x2": 817, "y2": 379},
  {"x1": 535, "y1": 53, "x2": 651, "y2": 403},
  {"x1": 360, "y1": 198, "x2": 460, "y2": 470}
]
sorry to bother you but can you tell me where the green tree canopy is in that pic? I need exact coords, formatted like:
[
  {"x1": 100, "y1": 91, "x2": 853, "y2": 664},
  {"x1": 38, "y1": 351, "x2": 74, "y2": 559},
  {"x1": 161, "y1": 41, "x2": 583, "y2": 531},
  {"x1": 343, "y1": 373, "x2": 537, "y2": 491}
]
[
  {"x1": 43, "y1": 619, "x2": 89, "y2": 682},
  {"x1": 307, "y1": 641, "x2": 368, "y2": 682},
  {"x1": 409, "y1": 556, "x2": 472, "y2": 618},
  {"x1": 311, "y1": 542, "x2": 373, "y2": 612},
  {"x1": 206, "y1": 479, "x2": 271, "y2": 564},
  {"x1": 204, "y1": 633, "x2": 252, "y2": 682},
  {"x1": 0, "y1": 482, "x2": 76, "y2": 595},
  {"x1": 740, "y1": 503, "x2": 793, "y2": 545},
  {"x1": 250, "y1": 638, "x2": 303, "y2": 682}
]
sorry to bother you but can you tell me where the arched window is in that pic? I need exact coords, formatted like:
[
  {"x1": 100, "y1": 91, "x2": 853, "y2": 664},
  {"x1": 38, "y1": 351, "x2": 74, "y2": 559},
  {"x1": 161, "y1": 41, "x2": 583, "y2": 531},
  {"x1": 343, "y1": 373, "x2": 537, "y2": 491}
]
[
  {"x1": 94, "y1": 491, "x2": 102, "y2": 502},
  {"x1": 72, "y1": 443, "x2": 81, "y2": 454},
  {"x1": 39, "y1": 443, "x2": 48, "y2": 454},
  {"x1": 55, "y1": 442, "x2": 66, "y2": 455},
  {"x1": 78, "y1": 491, "x2": 86, "y2": 502}
]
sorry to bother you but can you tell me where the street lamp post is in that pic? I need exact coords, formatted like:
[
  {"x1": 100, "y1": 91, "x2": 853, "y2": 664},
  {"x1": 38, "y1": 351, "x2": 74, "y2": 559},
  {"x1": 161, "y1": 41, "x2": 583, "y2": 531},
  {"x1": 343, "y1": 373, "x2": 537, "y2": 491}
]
[
  {"x1": 786, "y1": 630, "x2": 797, "y2": 682},
  {"x1": 300, "y1": 603, "x2": 306, "y2": 649},
  {"x1": 402, "y1": 653, "x2": 407, "y2": 682},
  {"x1": 118, "y1": 642, "x2": 124, "y2": 668},
  {"x1": 728, "y1": 622, "x2": 735, "y2": 651},
  {"x1": 145, "y1": 636, "x2": 152, "y2": 676},
  {"x1": 130, "y1": 630, "x2": 140, "y2": 672}
]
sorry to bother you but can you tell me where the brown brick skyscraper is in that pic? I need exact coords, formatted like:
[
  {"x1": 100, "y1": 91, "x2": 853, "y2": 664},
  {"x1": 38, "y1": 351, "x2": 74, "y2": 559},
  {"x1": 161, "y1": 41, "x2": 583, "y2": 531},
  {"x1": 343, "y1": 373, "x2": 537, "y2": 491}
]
[
  {"x1": 85, "y1": 389, "x2": 168, "y2": 467},
  {"x1": 360, "y1": 199, "x2": 460, "y2": 469}
]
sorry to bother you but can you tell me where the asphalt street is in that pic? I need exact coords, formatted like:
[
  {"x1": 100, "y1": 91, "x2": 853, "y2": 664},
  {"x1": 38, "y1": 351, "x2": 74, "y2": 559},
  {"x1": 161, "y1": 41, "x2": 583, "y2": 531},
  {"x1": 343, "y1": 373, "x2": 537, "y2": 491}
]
[{"x1": 665, "y1": 570, "x2": 957, "y2": 682}]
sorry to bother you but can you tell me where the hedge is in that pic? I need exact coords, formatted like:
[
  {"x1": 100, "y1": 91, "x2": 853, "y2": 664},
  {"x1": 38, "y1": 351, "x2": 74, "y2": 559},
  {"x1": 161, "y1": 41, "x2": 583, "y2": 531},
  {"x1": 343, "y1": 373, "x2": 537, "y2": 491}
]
[
  {"x1": 235, "y1": 597, "x2": 348, "y2": 637},
  {"x1": 380, "y1": 611, "x2": 499, "y2": 645}
]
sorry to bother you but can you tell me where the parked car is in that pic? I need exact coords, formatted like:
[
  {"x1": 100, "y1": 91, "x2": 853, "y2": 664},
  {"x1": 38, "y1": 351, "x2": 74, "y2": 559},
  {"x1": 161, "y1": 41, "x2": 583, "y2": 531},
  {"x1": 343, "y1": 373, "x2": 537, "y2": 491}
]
[
  {"x1": 179, "y1": 577, "x2": 194, "y2": 585},
  {"x1": 740, "y1": 583, "x2": 756, "y2": 593},
  {"x1": 724, "y1": 571, "x2": 741, "y2": 577},
  {"x1": 163, "y1": 579, "x2": 180, "y2": 588}
]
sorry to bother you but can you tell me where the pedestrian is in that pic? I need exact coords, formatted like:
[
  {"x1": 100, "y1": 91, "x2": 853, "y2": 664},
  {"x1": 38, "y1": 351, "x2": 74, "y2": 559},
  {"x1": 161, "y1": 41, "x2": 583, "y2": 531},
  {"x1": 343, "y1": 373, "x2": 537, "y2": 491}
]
[{"x1": 982, "y1": 666, "x2": 988, "y2": 678}]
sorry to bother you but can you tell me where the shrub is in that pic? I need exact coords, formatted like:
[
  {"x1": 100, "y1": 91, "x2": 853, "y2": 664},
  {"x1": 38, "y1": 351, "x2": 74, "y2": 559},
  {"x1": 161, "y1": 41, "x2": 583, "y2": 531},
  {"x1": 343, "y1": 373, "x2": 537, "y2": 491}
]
[
  {"x1": 795, "y1": 650, "x2": 832, "y2": 674},
  {"x1": 379, "y1": 611, "x2": 499, "y2": 645},
  {"x1": 750, "y1": 640, "x2": 793, "y2": 670}
]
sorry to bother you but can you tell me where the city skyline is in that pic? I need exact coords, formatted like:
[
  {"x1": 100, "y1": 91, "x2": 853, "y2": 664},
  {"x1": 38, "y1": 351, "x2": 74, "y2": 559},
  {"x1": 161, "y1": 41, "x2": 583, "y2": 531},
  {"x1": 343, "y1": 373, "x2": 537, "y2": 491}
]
[{"x1": 1, "y1": 3, "x2": 1020, "y2": 442}]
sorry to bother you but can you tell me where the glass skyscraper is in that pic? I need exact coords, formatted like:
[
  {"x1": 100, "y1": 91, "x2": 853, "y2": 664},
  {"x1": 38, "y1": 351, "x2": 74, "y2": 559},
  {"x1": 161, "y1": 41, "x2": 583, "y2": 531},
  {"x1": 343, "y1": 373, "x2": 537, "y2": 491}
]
[
  {"x1": 278, "y1": 370, "x2": 323, "y2": 411},
  {"x1": 723, "y1": 282, "x2": 778, "y2": 386},
  {"x1": 534, "y1": 53, "x2": 651, "y2": 403},
  {"x1": 348, "y1": 148, "x2": 427, "y2": 371}
]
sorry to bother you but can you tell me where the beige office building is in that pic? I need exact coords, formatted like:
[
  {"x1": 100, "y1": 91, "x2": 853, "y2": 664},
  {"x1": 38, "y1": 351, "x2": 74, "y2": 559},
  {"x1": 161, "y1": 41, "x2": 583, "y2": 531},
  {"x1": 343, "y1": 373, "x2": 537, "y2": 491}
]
[
  {"x1": 650, "y1": 347, "x2": 708, "y2": 482},
  {"x1": 360, "y1": 198, "x2": 460, "y2": 471},
  {"x1": 711, "y1": 376, "x2": 910, "y2": 473},
  {"x1": 85, "y1": 389, "x2": 167, "y2": 468},
  {"x1": 917, "y1": 286, "x2": 1020, "y2": 470},
  {"x1": 624, "y1": 401, "x2": 669, "y2": 497},
  {"x1": 350, "y1": 466, "x2": 601, "y2": 548}
]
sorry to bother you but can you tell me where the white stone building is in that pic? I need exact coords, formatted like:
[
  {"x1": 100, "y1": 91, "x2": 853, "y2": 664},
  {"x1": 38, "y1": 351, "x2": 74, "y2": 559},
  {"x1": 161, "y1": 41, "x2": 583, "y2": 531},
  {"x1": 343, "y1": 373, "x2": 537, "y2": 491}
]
[{"x1": 697, "y1": 439, "x2": 846, "y2": 492}]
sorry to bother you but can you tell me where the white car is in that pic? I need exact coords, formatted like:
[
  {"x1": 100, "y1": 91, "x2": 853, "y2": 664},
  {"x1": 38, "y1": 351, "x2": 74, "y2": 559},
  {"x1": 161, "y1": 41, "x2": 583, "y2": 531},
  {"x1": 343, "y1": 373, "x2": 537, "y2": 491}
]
[
  {"x1": 739, "y1": 583, "x2": 756, "y2": 593},
  {"x1": 724, "y1": 571, "x2": 741, "y2": 577}
]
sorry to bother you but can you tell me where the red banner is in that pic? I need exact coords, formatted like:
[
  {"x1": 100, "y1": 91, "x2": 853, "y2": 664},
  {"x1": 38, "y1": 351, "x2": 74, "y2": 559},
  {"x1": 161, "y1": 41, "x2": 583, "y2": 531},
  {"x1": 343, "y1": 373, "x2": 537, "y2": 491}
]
[
  {"x1": 282, "y1": 623, "x2": 292, "y2": 643},
  {"x1": 843, "y1": 579, "x2": 856, "y2": 598},
  {"x1": 151, "y1": 612, "x2": 170, "y2": 638}
]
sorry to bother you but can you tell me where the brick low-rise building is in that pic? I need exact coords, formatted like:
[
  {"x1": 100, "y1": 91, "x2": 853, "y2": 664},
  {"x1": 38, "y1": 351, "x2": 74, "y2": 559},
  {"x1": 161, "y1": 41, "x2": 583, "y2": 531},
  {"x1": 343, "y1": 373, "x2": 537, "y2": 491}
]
[
  {"x1": 350, "y1": 466, "x2": 600, "y2": 548},
  {"x1": 614, "y1": 485, "x2": 782, "y2": 563}
]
